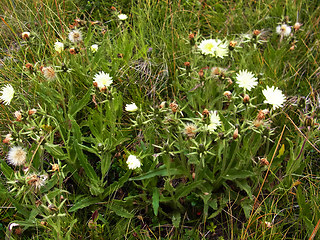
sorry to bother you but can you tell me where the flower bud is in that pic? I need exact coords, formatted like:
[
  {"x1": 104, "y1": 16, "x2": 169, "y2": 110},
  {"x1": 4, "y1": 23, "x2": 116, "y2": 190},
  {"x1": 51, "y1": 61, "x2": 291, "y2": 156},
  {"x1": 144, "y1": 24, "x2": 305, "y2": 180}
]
[
  {"x1": 253, "y1": 29, "x2": 261, "y2": 37},
  {"x1": 14, "y1": 111, "x2": 22, "y2": 121},
  {"x1": 198, "y1": 144, "x2": 205, "y2": 153},
  {"x1": 189, "y1": 33, "x2": 195, "y2": 45},
  {"x1": 21, "y1": 31, "x2": 30, "y2": 40},
  {"x1": 3, "y1": 134, "x2": 12, "y2": 144},
  {"x1": 305, "y1": 116, "x2": 313, "y2": 127},
  {"x1": 243, "y1": 94, "x2": 250, "y2": 104},
  {"x1": 184, "y1": 61, "x2": 191, "y2": 72},
  {"x1": 293, "y1": 22, "x2": 302, "y2": 31},
  {"x1": 159, "y1": 101, "x2": 166, "y2": 109},
  {"x1": 198, "y1": 69, "x2": 204, "y2": 79},
  {"x1": 229, "y1": 40, "x2": 237, "y2": 50},
  {"x1": 223, "y1": 91, "x2": 232, "y2": 99},
  {"x1": 260, "y1": 158, "x2": 269, "y2": 166},
  {"x1": 202, "y1": 108, "x2": 209, "y2": 118},
  {"x1": 233, "y1": 128, "x2": 239, "y2": 139},
  {"x1": 28, "y1": 108, "x2": 37, "y2": 115}
]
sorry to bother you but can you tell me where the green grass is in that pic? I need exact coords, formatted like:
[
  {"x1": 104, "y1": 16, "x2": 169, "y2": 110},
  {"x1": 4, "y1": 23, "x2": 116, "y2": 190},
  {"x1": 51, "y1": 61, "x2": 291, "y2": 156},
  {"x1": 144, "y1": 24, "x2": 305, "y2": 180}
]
[{"x1": 0, "y1": 0, "x2": 320, "y2": 239}]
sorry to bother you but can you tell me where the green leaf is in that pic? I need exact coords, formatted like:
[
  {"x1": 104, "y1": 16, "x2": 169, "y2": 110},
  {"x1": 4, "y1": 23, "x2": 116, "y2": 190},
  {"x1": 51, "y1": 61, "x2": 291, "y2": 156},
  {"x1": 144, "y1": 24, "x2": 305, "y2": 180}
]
[
  {"x1": 129, "y1": 165, "x2": 183, "y2": 181},
  {"x1": 235, "y1": 179, "x2": 253, "y2": 199},
  {"x1": 73, "y1": 139, "x2": 99, "y2": 182},
  {"x1": 110, "y1": 204, "x2": 134, "y2": 218},
  {"x1": 0, "y1": 160, "x2": 14, "y2": 180},
  {"x1": 44, "y1": 143, "x2": 66, "y2": 160},
  {"x1": 103, "y1": 171, "x2": 131, "y2": 198},
  {"x1": 152, "y1": 188, "x2": 160, "y2": 216},
  {"x1": 68, "y1": 196, "x2": 100, "y2": 212},
  {"x1": 222, "y1": 170, "x2": 254, "y2": 180},
  {"x1": 175, "y1": 180, "x2": 205, "y2": 200},
  {"x1": 68, "y1": 89, "x2": 92, "y2": 117}
]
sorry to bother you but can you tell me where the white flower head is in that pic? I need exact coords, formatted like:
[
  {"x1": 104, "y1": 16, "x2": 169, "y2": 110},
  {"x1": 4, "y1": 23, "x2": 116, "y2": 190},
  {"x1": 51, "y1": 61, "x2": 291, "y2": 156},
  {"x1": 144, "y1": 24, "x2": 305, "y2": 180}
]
[
  {"x1": 118, "y1": 14, "x2": 128, "y2": 20},
  {"x1": 93, "y1": 71, "x2": 113, "y2": 90},
  {"x1": 214, "y1": 41, "x2": 229, "y2": 58},
  {"x1": 262, "y1": 86, "x2": 286, "y2": 110},
  {"x1": 126, "y1": 155, "x2": 141, "y2": 170},
  {"x1": 68, "y1": 29, "x2": 83, "y2": 43},
  {"x1": 208, "y1": 111, "x2": 221, "y2": 133},
  {"x1": 276, "y1": 24, "x2": 291, "y2": 37},
  {"x1": 236, "y1": 70, "x2": 258, "y2": 91},
  {"x1": 199, "y1": 39, "x2": 218, "y2": 55},
  {"x1": 125, "y1": 103, "x2": 138, "y2": 112},
  {"x1": 7, "y1": 146, "x2": 27, "y2": 166},
  {"x1": 198, "y1": 39, "x2": 228, "y2": 58},
  {"x1": 90, "y1": 44, "x2": 99, "y2": 53},
  {"x1": 41, "y1": 66, "x2": 56, "y2": 80},
  {"x1": 0, "y1": 84, "x2": 15, "y2": 105},
  {"x1": 54, "y1": 41, "x2": 64, "y2": 53}
]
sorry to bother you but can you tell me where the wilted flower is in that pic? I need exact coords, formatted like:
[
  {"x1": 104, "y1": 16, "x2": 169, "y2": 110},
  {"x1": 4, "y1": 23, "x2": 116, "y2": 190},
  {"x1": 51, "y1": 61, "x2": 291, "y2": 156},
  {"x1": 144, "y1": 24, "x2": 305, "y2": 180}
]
[
  {"x1": 208, "y1": 111, "x2": 221, "y2": 133},
  {"x1": 26, "y1": 173, "x2": 47, "y2": 189},
  {"x1": 0, "y1": 84, "x2": 15, "y2": 105},
  {"x1": 169, "y1": 102, "x2": 179, "y2": 113},
  {"x1": 54, "y1": 41, "x2": 64, "y2": 53},
  {"x1": 262, "y1": 86, "x2": 286, "y2": 110},
  {"x1": 90, "y1": 44, "x2": 99, "y2": 53},
  {"x1": 184, "y1": 123, "x2": 197, "y2": 138},
  {"x1": 126, "y1": 155, "x2": 141, "y2": 170},
  {"x1": 28, "y1": 108, "x2": 37, "y2": 115},
  {"x1": 276, "y1": 24, "x2": 291, "y2": 37},
  {"x1": 118, "y1": 14, "x2": 128, "y2": 20},
  {"x1": 257, "y1": 109, "x2": 269, "y2": 121},
  {"x1": 236, "y1": 70, "x2": 258, "y2": 91},
  {"x1": 14, "y1": 111, "x2": 22, "y2": 121},
  {"x1": 3, "y1": 133, "x2": 13, "y2": 144},
  {"x1": 125, "y1": 103, "x2": 138, "y2": 112},
  {"x1": 21, "y1": 32, "x2": 30, "y2": 40},
  {"x1": 7, "y1": 146, "x2": 27, "y2": 166},
  {"x1": 93, "y1": 71, "x2": 113, "y2": 90},
  {"x1": 260, "y1": 158, "x2": 269, "y2": 166},
  {"x1": 41, "y1": 66, "x2": 56, "y2": 80},
  {"x1": 68, "y1": 29, "x2": 82, "y2": 43}
]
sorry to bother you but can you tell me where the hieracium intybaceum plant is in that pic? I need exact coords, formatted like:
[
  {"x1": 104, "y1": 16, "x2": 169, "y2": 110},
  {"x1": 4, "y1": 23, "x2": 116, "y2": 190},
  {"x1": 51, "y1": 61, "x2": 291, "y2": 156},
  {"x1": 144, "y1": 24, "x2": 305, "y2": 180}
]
[{"x1": 0, "y1": 0, "x2": 319, "y2": 238}]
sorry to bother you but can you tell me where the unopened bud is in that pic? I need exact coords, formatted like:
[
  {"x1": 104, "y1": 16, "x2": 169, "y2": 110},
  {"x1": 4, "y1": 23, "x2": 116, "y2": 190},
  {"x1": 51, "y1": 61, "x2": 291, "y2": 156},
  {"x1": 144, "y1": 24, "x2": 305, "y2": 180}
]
[
  {"x1": 159, "y1": 101, "x2": 166, "y2": 109},
  {"x1": 243, "y1": 94, "x2": 250, "y2": 104},
  {"x1": 198, "y1": 144, "x2": 205, "y2": 153},
  {"x1": 202, "y1": 108, "x2": 209, "y2": 118},
  {"x1": 189, "y1": 33, "x2": 195, "y2": 45},
  {"x1": 14, "y1": 111, "x2": 22, "y2": 121},
  {"x1": 28, "y1": 108, "x2": 37, "y2": 115},
  {"x1": 305, "y1": 116, "x2": 313, "y2": 127},
  {"x1": 293, "y1": 22, "x2": 302, "y2": 31},
  {"x1": 198, "y1": 69, "x2": 204, "y2": 79},
  {"x1": 253, "y1": 29, "x2": 261, "y2": 36},
  {"x1": 233, "y1": 128, "x2": 239, "y2": 140},
  {"x1": 21, "y1": 31, "x2": 30, "y2": 40},
  {"x1": 3, "y1": 134, "x2": 12, "y2": 144},
  {"x1": 229, "y1": 40, "x2": 237, "y2": 50},
  {"x1": 260, "y1": 158, "x2": 269, "y2": 166},
  {"x1": 223, "y1": 91, "x2": 232, "y2": 99}
]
